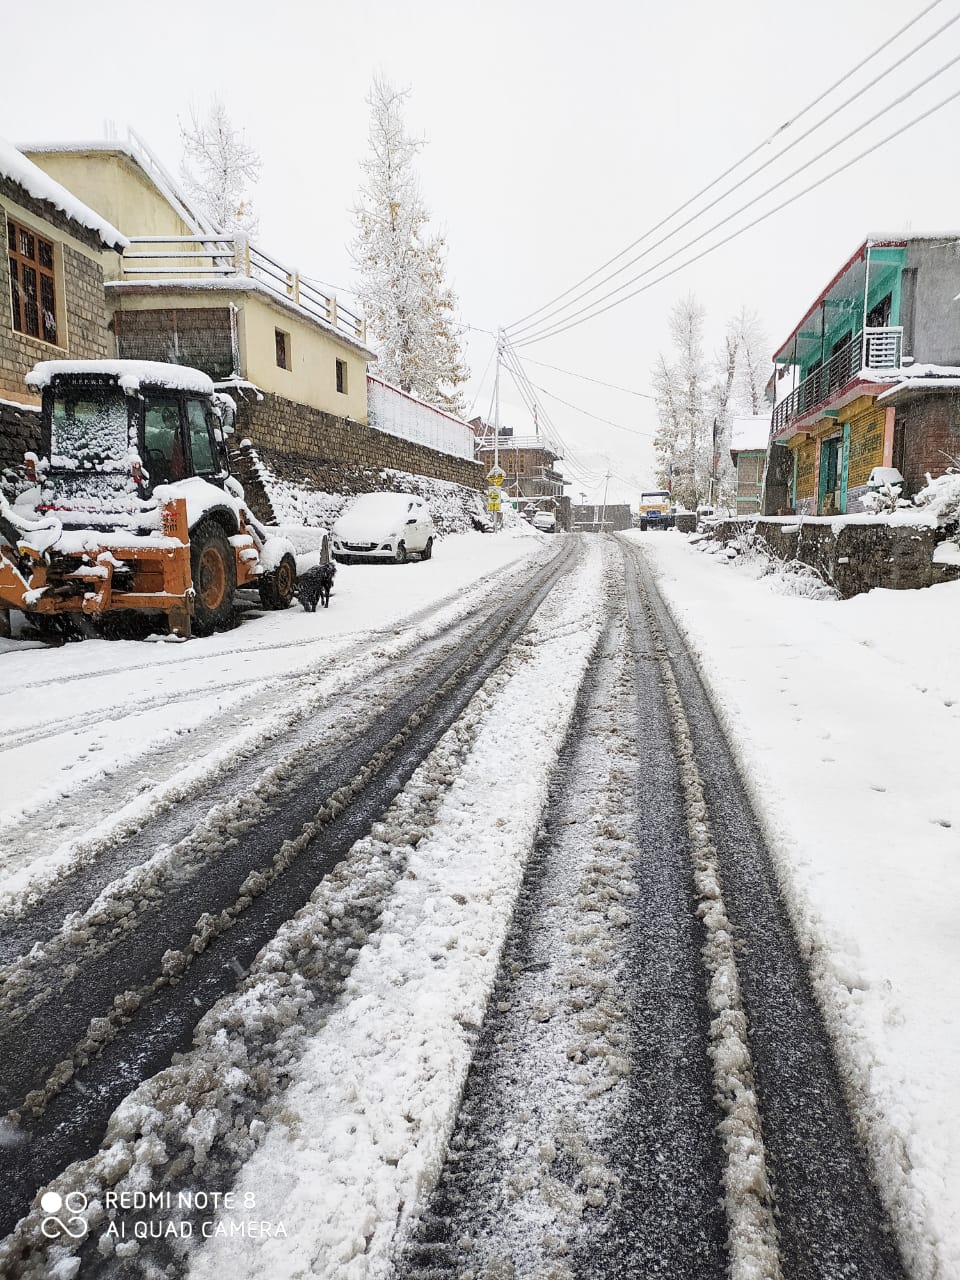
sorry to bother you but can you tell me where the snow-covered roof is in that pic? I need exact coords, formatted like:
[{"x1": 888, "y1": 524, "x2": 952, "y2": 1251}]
[
  {"x1": 730, "y1": 415, "x2": 770, "y2": 452},
  {"x1": 876, "y1": 365, "x2": 960, "y2": 402},
  {"x1": 26, "y1": 359, "x2": 214, "y2": 395},
  {"x1": 0, "y1": 137, "x2": 127, "y2": 250}
]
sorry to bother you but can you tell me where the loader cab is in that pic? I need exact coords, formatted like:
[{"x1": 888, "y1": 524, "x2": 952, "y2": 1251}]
[
  {"x1": 141, "y1": 392, "x2": 227, "y2": 489},
  {"x1": 38, "y1": 373, "x2": 230, "y2": 501}
]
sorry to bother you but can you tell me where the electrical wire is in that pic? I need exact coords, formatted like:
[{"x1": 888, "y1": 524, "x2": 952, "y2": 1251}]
[
  {"x1": 508, "y1": 4, "x2": 960, "y2": 340},
  {"x1": 516, "y1": 78, "x2": 960, "y2": 347},
  {"x1": 525, "y1": 381, "x2": 657, "y2": 438},
  {"x1": 517, "y1": 355, "x2": 656, "y2": 399}
]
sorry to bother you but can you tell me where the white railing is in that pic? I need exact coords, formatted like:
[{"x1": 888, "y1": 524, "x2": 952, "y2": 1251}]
[
  {"x1": 366, "y1": 377, "x2": 475, "y2": 461},
  {"x1": 119, "y1": 236, "x2": 367, "y2": 346}
]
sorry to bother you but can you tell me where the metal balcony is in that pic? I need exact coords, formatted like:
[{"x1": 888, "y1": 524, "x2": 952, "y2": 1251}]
[{"x1": 772, "y1": 326, "x2": 902, "y2": 438}]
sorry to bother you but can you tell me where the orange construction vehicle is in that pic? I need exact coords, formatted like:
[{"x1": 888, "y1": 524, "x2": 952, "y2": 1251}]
[{"x1": 0, "y1": 360, "x2": 302, "y2": 640}]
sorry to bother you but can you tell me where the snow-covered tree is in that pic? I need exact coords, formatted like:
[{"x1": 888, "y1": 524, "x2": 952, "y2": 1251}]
[
  {"x1": 351, "y1": 76, "x2": 468, "y2": 411},
  {"x1": 653, "y1": 295, "x2": 709, "y2": 508},
  {"x1": 180, "y1": 99, "x2": 261, "y2": 237}
]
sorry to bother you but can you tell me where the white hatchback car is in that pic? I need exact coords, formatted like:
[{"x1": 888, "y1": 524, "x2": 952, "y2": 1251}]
[{"x1": 331, "y1": 493, "x2": 436, "y2": 564}]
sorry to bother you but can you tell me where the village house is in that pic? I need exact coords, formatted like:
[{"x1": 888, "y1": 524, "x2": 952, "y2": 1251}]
[
  {"x1": 729, "y1": 415, "x2": 769, "y2": 515},
  {"x1": 469, "y1": 416, "x2": 568, "y2": 524},
  {"x1": 0, "y1": 138, "x2": 127, "y2": 472},
  {"x1": 766, "y1": 235, "x2": 960, "y2": 516},
  {"x1": 12, "y1": 133, "x2": 482, "y2": 504}
]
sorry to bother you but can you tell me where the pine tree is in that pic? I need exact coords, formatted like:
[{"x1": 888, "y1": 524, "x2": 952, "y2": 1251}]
[
  {"x1": 180, "y1": 99, "x2": 261, "y2": 237},
  {"x1": 351, "y1": 76, "x2": 468, "y2": 412}
]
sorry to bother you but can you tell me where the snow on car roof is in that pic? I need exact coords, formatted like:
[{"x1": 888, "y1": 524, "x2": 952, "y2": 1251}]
[
  {"x1": 26, "y1": 360, "x2": 215, "y2": 396},
  {"x1": 0, "y1": 138, "x2": 127, "y2": 250}
]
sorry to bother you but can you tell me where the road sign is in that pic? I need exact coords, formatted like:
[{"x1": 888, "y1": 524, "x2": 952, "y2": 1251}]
[
  {"x1": 487, "y1": 491, "x2": 501, "y2": 513},
  {"x1": 487, "y1": 466, "x2": 506, "y2": 487}
]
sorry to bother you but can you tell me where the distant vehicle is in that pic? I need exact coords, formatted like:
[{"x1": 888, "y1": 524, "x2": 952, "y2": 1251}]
[
  {"x1": 331, "y1": 493, "x2": 435, "y2": 563},
  {"x1": 638, "y1": 490, "x2": 673, "y2": 531},
  {"x1": 532, "y1": 510, "x2": 557, "y2": 532}
]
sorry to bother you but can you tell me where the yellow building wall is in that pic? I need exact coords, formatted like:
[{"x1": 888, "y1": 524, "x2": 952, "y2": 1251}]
[
  {"x1": 839, "y1": 397, "x2": 885, "y2": 490},
  {"x1": 794, "y1": 437, "x2": 817, "y2": 501},
  {"x1": 23, "y1": 150, "x2": 194, "y2": 279},
  {"x1": 115, "y1": 288, "x2": 368, "y2": 423}
]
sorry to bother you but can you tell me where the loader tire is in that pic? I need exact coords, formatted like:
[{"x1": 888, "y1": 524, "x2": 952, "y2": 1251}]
[
  {"x1": 259, "y1": 552, "x2": 296, "y2": 610},
  {"x1": 190, "y1": 521, "x2": 236, "y2": 636}
]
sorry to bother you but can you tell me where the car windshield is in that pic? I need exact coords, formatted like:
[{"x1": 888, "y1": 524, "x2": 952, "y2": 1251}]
[
  {"x1": 641, "y1": 492, "x2": 669, "y2": 501},
  {"x1": 50, "y1": 388, "x2": 130, "y2": 470}
]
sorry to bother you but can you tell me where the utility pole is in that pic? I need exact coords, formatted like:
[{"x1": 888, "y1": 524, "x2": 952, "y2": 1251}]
[{"x1": 599, "y1": 469, "x2": 610, "y2": 534}]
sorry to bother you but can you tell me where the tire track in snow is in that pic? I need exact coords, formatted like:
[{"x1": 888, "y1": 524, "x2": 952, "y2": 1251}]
[
  {"x1": 0, "y1": 542, "x2": 560, "y2": 915},
  {"x1": 0, "y1": 539, "x2": 581, "y2": 1245},
  {"x1": 622, "y1": 536, "x2": 907, "y2": 1280},
  {"x1": 402, "y1": 552, "x2": 728, "y2": 1279}
]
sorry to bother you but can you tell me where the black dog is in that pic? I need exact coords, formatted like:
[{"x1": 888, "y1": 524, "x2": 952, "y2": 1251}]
[{"x1": 295, "y1": 562, "x2": 336, "y2": 612}]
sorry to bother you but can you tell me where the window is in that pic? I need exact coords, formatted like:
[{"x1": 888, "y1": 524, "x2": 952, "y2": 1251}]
[
  {"x1": 275, "y1": 328, "x2": 291, "y2": 370},
  {"x1": 185, "y1": 398, "x2": 217, "y2": 474},
  {"x1": 143, "y1": 398, "x2": 186, "y2": 484},
  {"x1": 336, "y1": 358, "x2": 348, "y2": 394},
  {"x1": 7, "y1": 216, "x2": 58, "y2": 345}
]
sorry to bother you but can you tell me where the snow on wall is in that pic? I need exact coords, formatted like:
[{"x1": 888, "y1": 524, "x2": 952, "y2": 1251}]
[{"x1": 367, "y1": 377, "x2": 475, "y2": 461}]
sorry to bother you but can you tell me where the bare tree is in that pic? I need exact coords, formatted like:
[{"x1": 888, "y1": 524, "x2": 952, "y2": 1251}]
[
  {"x1": 351, "y1": 76, "x2": 467, "y2": 411},
  {"x1": 180, "y1": 98, "x2": 261, "y2": 237}
]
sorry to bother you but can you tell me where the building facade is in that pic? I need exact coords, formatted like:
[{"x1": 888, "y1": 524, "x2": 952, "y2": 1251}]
[
  {"x1": 768, "y1": 236, "x2": 960, "y2": 516},
  {"x1": 729, "y1": 415, "x2": 769, "y2": 515}
]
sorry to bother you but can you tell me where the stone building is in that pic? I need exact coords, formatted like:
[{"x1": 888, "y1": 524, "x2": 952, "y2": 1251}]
[
  {"x1": 0, "y1": 138, "x2": 126, "y2": 472},
  {"x1": 768, "y1": 235, "x2": 960, "y2": 515},
  {"x1": 469, "y1": 416, "x2": 567, "y2": 522}
]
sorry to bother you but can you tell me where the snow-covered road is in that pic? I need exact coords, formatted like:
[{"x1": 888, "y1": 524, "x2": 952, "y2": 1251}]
[{"x1": 1, "y1": 526, "x2": 957, "y2": 1280}]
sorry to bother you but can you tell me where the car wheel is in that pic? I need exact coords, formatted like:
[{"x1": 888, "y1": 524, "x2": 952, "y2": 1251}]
[
  {"x1": 395, "y1": 540, "x2": 408, "y2": 564},
  {"x1": 190, "y1": 520, "x2": 236, "y2": 635},
  {"x1": 421, "y1": 537, "x2": 433, "y2": 561},
  {"x1": 259, "y1": 552, "x2": 296, "y2": 610},
  {"x1": 640, "y1": 519, "x2": 647, "y2": 531}
]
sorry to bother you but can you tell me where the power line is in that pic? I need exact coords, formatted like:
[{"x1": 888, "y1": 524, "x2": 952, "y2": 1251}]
[
  {"x1": 505, "y1": 0, "x2": 946, "y2": 333},
  {"x1": 518, "y1": 355, "x2": 656, "y2": 399},
  {"x1": 526, "y1": 381, "x2": 657, "y2": 438},
  {"x1": 499, "y1": 342, "x2": 608, "y2": 485},
  {"x1": 508, "y1": 3, "x2": 959, "y2": 340},
  {"x1": 517, "y1": 75, "x2": 960, "y2": 347}
]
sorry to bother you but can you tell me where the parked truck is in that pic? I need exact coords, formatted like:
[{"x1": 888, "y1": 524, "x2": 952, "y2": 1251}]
[
  {"x1": 638, "y1": 490, "x2": 674, "y2": 531},
  {"x1": 0, "y1": 360, "x2": 303, "y2": 640}
]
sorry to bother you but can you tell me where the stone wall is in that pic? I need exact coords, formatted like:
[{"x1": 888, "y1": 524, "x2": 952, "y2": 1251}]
[
  {"x1": 233, "y1": 387, "x2": 484, "y2": 493},
  {"x1": 708, "y1": 515, "x2": 959, "y2": 597},
  {"x1": 0, "y1": 397, "x2": 41, "y2": 478},
  {"x1": 894, "y1": 391, "x2": 960, "y2": 496}
]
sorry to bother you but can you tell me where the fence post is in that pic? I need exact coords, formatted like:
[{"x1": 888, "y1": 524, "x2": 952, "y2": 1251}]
[
  {"x1": 292, "y1": 270, "x2": 300, "y2": 305},
  {"x1": 330, "y1": 296, "x2": 338, "y2": 330}
]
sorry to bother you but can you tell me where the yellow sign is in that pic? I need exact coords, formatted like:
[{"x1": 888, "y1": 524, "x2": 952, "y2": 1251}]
[
  {"x1": 487, "y1": 493, "x2": 501, "y2": 512},
  {"x1": 487, "y1": 466, "x2": 506, "y2": 487}
]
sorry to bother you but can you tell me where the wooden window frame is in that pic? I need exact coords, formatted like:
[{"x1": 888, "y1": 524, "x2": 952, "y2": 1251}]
[
  {"x1": 7, "y1": 215, "x2": 58, "y2": 345},
  {"x1": 336, "y1": 358, "x2": 348, "y2": 394},
  {"x1": 275, "y1": 327, "x2": 291, "y2": 370}
]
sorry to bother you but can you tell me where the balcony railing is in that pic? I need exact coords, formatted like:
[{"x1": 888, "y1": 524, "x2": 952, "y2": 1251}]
[
  {"x1": 772, "y1": 326, "x2": 902, "y2": 438},
  {"x1": 118, "y1": 236, "x2": 367, "y2": 345}
]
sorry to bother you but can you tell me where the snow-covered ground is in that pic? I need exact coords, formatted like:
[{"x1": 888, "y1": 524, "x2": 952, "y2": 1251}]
[
  {"x1": 0, "y1": 527, "x2": 549, "y2": 907},
  {"x1": 631, "y1": 529, "x2": 960, "y2": 1280}
]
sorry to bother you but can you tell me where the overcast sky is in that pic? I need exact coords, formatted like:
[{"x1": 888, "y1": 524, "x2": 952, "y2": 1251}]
[{"x1": 7, "y1": 0, "x2": 960, "y2": 501}]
